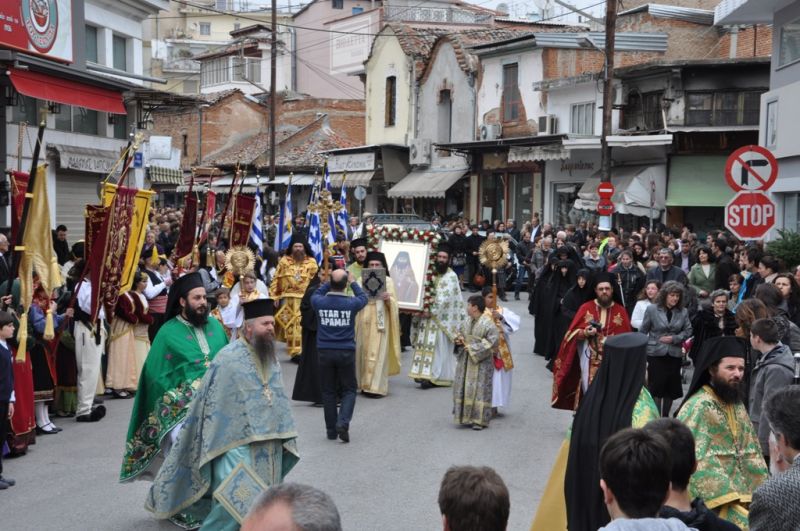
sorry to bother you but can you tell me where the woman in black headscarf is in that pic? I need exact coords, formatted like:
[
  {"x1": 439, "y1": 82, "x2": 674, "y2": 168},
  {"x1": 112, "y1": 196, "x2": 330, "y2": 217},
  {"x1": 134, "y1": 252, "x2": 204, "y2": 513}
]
[
  {"x1": 292, "y1": 271, "x2": 322, "y2": 405},
  {"x1": 533, "y1": 257, "x2": 576, "y2": 360},
  {"x1": 549, "y1": 269, "x2": 594, "y2": 369},
  {"x1": 563, "y1": 332, "x2": 658, "y2": 531}
]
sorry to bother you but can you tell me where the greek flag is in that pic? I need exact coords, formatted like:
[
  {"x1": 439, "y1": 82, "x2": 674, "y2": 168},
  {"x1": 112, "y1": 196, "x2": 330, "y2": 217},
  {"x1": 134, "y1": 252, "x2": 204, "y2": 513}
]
[
  {"x1": 323, "y1": 165, "x2": 337, "y2": 246},
  {"x1": 336, "y1": 173, "x2": 349, "y2": 239},
  {"x1": 274, "y1": 181, "x2": 293, "y2": 252},
  {"x1": 249, "y1": 186, "x2": 264, "y2": 252},
  {"x1": 308, "y1": 210, "x2": 324, "y2": 265}
]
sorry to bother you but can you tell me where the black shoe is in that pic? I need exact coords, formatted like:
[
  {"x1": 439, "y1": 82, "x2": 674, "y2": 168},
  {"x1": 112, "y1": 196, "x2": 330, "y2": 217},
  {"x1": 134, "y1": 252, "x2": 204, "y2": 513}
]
[
  {"x1": 514, "y1": 295, "x2": 520, "y2": 301},
  {"x1": 420, "y1": 380, "x2": 433, "y2": 389},
  {"x1": 290, "y1": 356, "x2": 302, "y2": 364},
  {"x1": 326, "y1": 431, "x2": 337, "y2": 440},
  {"x1": 76, "y1": 405, "x2": 106, "y2": 422},
  {"x1": 36, "y1": 424, "x2": 58, "y2": 435},
  {"x1": 0, "y1": 480, "x2": 8, "y2": 490},
  {"x1": 113, "y1": 390, "x2": 132, "y2": 399},
  {"x1": 336, "y1": 426, "x2": 350, "y2": 443},
  {"x1": 0, "y1": 476, "x2": 15, "y2": 486}
]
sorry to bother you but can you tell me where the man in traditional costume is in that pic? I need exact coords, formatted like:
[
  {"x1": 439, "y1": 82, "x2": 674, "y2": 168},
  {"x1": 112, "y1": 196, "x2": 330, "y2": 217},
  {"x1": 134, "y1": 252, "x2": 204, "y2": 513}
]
[
  {"x1": 551, "y1": 273, "x2": 632, "y2": 411},
  {"x1": 409, "y1": 243, "x2": 466, "y2": 388},
  {"x1": 74, "y1": 276, "x2": 108, "y2": 423},
  {"x1": 390, "y1": 251, "x2": 420, "y2": 305},
  {"x1": 270, "y1": 235, "x2": 318, "y2": 361},
  {"x1": 143, "y1": 253, "x2": 171, "y2": 342},
  {"x1": 355, "y1": 251, "x2": 401, "y2": 397},
  {"x1": 481, "y1": 286, "x2": 519, "y2": 415},
  {"x1": 106, "y1": 271, "x2": 153, "y2": 399},
  {"x1": 676, "y1": 336, "x2": 768, "y2": 528},
  {"x1": 453, "y1": 295, "x2": 498, "y2": 430},
  {"x1": 145, "y1": 299, "x2": 299, "y2": 530},
  {"x1": 120, "y1": 272, "x2": 228, "y2": 482}
]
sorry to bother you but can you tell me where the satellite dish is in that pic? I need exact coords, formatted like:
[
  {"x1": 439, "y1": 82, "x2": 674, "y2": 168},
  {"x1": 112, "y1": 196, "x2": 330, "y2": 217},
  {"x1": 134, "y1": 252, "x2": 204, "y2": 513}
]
[{"x1": 496, "y1": 2, "x2": 509, "y2": 15}]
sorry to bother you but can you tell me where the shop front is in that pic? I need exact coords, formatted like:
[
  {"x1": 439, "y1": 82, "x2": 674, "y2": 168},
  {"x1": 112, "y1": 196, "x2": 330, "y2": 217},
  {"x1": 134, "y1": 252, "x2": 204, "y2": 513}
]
[
  {"x1": 665, "y1": 155, "x2": 735, "y2": 237},
  {"x1": 544, "y1": 150, "x2": 601, "y2": 227}
]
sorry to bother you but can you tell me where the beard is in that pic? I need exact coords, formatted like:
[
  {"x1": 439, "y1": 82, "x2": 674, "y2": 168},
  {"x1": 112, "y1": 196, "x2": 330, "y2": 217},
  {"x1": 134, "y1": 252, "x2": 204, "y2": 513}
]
[
  {"x1": 436, "y1": 262, "x2": 448, "y2": 275},
  {"x1": 711, "y1": 374, "x2": 744, "y2": 404},
  {"x1": 596, "y1": 293, "x2": 613, "y2": 308},
  {"x1": 252, "y1": 333, "x2": 276, "y2": 365},
  {"x1": 184, "y1": 302, "x2": 209, "y2": 327},
  {"x1": 292, "y1": 250, "x2": 305, "y2": 261}
]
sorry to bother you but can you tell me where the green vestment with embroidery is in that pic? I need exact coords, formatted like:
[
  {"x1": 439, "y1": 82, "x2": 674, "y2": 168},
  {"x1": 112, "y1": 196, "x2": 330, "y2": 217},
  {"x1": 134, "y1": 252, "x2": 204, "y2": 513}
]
[{"x1": 120, "y1": 316, "x2": 228, "y2": 482}]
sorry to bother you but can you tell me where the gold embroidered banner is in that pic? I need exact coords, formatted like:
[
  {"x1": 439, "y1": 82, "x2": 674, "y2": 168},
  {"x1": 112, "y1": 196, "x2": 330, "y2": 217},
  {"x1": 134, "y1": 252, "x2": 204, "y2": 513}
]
[{"x1": 103, "y1": 184, "x2": 154, "y2": 292}]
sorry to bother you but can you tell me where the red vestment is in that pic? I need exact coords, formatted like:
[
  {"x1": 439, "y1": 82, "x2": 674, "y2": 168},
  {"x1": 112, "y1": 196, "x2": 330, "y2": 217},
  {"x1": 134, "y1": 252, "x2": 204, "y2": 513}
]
[{"x1": 551, "y1": 300, "x2": 631, "y2": 410}]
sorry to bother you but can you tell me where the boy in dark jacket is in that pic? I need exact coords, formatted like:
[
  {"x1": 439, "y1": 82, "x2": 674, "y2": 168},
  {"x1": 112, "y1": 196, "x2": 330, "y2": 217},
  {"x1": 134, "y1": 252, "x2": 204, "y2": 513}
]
[{"x1": 0, "y1": 310, "x2": 17, "y2": 489}]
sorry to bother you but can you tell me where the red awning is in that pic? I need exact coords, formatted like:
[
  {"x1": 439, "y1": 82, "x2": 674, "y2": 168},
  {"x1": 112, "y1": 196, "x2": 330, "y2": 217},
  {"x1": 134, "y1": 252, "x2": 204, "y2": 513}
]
[{"x1": 9, "y1": 68, "x2": 127, "y2": 114}]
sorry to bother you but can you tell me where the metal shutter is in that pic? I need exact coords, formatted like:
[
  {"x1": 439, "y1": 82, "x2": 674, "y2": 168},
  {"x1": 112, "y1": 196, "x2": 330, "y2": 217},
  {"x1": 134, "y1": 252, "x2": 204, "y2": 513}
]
[{"x1": 55, "y1": 172, "x2": 100, "y2": 242}]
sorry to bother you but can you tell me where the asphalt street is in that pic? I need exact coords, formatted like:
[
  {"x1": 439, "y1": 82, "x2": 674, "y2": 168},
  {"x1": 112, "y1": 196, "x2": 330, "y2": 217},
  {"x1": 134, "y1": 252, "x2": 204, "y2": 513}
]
[{"x1": 2, "y1": 295, "x2": 569, "y2": 531}]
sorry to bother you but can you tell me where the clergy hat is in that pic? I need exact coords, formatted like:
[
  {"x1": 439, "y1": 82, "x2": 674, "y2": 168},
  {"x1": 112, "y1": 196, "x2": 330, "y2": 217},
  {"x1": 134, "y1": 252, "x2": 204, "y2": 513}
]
[
  {"x1": 71, "y1": 241, "x2": 85, "y2": 260},
  {"x1": 166, "y1": 272, "x2": 205, "y2": 319},
  {"x1": 242, "y1": 298, "x2": 275, "y2": 320},
  {"x1": 350, "y1": 238, "x2": 368, "y2": 250},
  {"x1": 593, "y1": 271, "x2": 614, "y2": 286},
  {"x1": 437, "y1": 242, "x2": 452, "y2": 255},
  {"x1": 365, "y1": 251, "x2": 388, "y2": 270},
  {"x1": 680, "y1": 336, "x2": 747, "y2": 412},
  {"x1": 286, "y1": 234, "x2": 312, "y2": 257}
]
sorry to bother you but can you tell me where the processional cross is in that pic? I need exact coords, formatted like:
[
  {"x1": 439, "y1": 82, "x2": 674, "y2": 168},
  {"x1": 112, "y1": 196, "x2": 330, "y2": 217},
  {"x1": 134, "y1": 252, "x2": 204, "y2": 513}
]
[{"x1": 307, "y1": 182, "x2": 344, "y2": 277}]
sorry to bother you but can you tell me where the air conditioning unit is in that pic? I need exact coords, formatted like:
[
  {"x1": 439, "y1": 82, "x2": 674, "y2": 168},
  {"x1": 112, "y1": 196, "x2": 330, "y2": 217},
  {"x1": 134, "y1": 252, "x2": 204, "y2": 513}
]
[
  {"x1": 538, "y1": 114, "x2": 557, "y2": 135},
  {"x1": 479, "y1": 123, "x2": 502, "y2": 141},
  {"x1": 409, "y1": 138, "x2": 432, "y2": 165}
]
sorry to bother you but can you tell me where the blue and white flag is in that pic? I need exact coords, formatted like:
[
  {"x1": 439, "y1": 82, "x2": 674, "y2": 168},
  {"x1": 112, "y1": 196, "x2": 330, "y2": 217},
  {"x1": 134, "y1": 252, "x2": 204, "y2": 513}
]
[
  {"x1": 308, "y1": 209, "x2": 324, "y2": 265},
  {"x1": 336, "y1": 173, "x2": 349, "y2": 239},
  {"x1": 274, "y1": 181, "x2": 293, "y2": 252},
  {"x1": 249, "y1": 186, "x2": 266, "y2": 275}
]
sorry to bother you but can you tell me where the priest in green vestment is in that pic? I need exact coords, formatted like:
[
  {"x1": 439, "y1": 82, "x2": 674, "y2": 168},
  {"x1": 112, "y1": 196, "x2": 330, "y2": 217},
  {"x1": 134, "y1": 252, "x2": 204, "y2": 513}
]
[
  {"x1": 677, "y1": 336, "x2": 768, "y2": 529},
  {"x1": 146, "y1": 298, "x2": 299, "y2": 530},
  {"x1": 120, "y1": 272, "x2": 228, "y2": 482}
]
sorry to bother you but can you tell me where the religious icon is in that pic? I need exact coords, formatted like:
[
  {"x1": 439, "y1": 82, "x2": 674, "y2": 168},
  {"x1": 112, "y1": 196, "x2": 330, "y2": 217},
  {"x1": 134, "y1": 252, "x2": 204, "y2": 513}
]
[
  {"x1": 379, "y1": 240, "x2": 430, "y2": 311},
  {"x1": 362, "y1": 267, "x2": 386, "y2": 300}
]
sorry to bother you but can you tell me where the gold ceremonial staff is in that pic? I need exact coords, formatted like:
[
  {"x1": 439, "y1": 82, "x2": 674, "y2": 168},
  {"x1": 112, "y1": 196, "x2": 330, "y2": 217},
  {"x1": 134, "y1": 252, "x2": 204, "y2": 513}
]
[
  {"x1": 307, "y1": 178, "x2": 344, "y2": 279},
  {"x1": 478, "y1": 236, "x2": 509, "y2": 300}
]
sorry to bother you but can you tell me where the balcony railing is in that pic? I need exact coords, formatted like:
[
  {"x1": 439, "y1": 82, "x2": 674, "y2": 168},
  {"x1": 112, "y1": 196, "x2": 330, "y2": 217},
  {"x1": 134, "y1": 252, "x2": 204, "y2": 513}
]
[{"x1": 383, "y1": 5, "x2": 492, "y2": 24}]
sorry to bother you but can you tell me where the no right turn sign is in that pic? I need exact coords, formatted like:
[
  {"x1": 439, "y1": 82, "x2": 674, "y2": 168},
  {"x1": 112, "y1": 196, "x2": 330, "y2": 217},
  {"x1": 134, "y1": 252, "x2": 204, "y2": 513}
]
[{"x1": 724, "y1": 145, "x2": 779, "y2": 192}]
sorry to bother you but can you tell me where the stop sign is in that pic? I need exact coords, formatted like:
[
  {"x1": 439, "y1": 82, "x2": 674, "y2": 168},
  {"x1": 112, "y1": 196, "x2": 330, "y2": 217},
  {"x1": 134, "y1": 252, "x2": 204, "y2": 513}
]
[{"x1": 725, "y1": 192, "x2": 776, "y2": 240}]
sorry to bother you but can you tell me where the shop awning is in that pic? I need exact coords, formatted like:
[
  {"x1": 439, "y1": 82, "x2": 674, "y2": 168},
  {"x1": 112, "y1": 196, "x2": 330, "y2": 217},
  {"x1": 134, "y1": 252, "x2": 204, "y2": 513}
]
[
  {"x1": 209, "y1": 174, "x2": 316, "y2": 189},
  {"x1": 574, "y1": 165, "x2": 667, "y2": 218},
  {"x1": 666, "y1": 156, "x2": 734, "y2": 207},
  {"x1": 329, "y1": 171, "x2": 375, "y2": 188},
  {"x1": 388, "y1": 168, "x2": 467, "y2": 198},
  {"x1": 49, "y1": 144, "x2": 122, "y2": 175},
  {"x1": 508, "y1": 145, "x2": 570, "y2": 163},
  {"x1": 9, "y1": 68, "x2": 127, "y2": 114},
  {"x1": 148, "y1": 166, "x2": 183, "y2": 185}
]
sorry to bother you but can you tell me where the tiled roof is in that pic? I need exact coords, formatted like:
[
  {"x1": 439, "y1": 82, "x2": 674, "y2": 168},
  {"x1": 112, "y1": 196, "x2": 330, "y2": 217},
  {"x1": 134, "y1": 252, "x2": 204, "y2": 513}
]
[
  {"x1": 388, "y1": 24, "x2": 452, "y2": 80},
  {"x1": 203, "y1": 129, "x2": 295, "y2": 166}
]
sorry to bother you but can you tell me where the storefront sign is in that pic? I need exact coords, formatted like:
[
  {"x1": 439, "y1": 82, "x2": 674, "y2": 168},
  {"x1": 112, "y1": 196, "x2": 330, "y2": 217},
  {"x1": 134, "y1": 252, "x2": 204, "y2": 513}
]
[
  {"x1": 328, "y1": 152, "x2": 375, "y2": 173},
  {"x1": 51, "y1": 144, "x2": 120, "y2": 174},
  {"x1": 0, "y1": 0, "x2": 73, "y2": 63},
  {"x1": 330, "y1": 14, "x2": 375, "y2": 75},
  {"x1": 560, "y1": 159, "x2": 595, "y2": 176}
]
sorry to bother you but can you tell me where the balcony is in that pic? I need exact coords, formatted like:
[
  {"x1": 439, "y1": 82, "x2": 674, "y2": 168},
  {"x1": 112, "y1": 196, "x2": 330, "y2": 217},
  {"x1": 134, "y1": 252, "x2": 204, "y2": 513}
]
[
  {"x1": 161, "y1": 57, "x2": 201, "y2": 74},
  {"x1": 383, "y1": 5, "x2": 492, "y2": 24}
]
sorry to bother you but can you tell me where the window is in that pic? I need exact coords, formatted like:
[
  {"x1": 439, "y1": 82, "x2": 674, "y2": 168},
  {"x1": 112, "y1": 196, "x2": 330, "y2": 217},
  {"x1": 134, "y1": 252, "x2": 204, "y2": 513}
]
[
  {"x1": 385, "y1": 76, "x2": 396, "y2": 127},
  {"x1": 54, "y1": 105, "x2": 98, "y2": 135},
  {"x1": 685, "y1": 91, "x2": 764, "y2": 127},
  {"x1": 623, "y1": 91, "x2": 663, "y2": 130},
  {"x1": 12, "y1": 94, "x2": 38, "y2": 124},
  {"x1": 113, "y1": 114, "x2": 128, "y2": 140},
  {"x1": 437, "y1": 89, "x2": 452, "y2": 144},
  {"x1": 199, "y1": 23, "x2": 211, "y2": 36},
  {"x1": 502, "y1": 64, "x2": 522, "y2": 122},
  {"x1": 216, "y1": 0, "x2": 229, "y2": 9},
  {"x1": 85, "y1": 26, "x2": 98, "y2": 63},
  {"x1": 233, "y1": 57, "x2": 261, "y2": 83},
  {"x1": 113, "y1": 35, "x2": 127, "y2": 71},
  {"x1": 352, "y1": 6, "x2": 363, "y2": 14},
  {"x1": 182, "y1": 134, "x2": 189, "y2": 157},
  {"x1": 780, "y1": 18, "x2": 800, "y2": 67},
  {"x1": 570, "y1": 102, "x2": 595, "y2": 135},
  {"x1": 332, "y1": 0, "x2": 344, "y2": 9}
]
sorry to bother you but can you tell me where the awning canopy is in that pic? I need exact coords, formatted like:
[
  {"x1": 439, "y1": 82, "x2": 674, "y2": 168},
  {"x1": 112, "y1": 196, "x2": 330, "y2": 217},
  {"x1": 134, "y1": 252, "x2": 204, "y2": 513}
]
[
  {"x1": 388, "y1": 168, "x2": 467, "y2": 198},
  {"x1": 666, "y1": 156, "x2": 734, "y2": 207},
  {"x1": 329, "y1": 171, "x2": 375, "y2": 188},
  {"x1": 508, "y1": 145, "x2": 570, "y2": 163},
  {"x1": 574, "y1": 165, "x2": 667, "y2": 218},
  {"x1": 148, "y1": 166, "x2": 183, "y2": 185},
  {"x1": 209, "y1": 174, "x2": 316, "y2": 189},
  {"x1": 9, "y1": 68, "x2": 127, "y2": 114},
  {"x1": 48, "y1": 144, "x2": 122, "y2": 175}
]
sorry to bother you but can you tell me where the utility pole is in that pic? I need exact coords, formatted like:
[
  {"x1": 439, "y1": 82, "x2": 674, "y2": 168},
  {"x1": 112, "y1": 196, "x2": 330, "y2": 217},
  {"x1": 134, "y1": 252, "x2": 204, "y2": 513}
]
[
  {"x1": 269, "y1": 0, "x2": 277, "y2": 183},
  {"x1": 600, "y1": 0, "x2": 617, "y2": 185}
]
